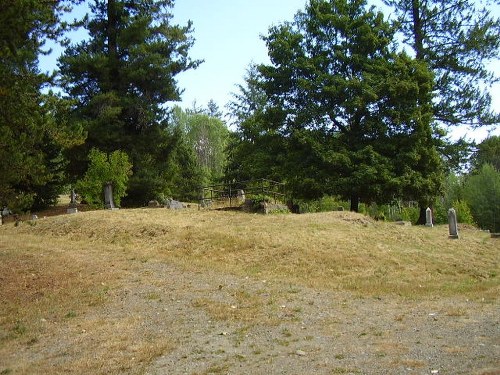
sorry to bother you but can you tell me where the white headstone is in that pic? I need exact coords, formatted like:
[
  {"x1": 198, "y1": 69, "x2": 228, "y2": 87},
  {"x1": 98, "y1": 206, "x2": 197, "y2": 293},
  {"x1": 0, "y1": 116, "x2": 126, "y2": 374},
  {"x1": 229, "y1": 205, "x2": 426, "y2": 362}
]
[
  {"x1": 104, "y1": 182, "x2": 118, "y2": 210},
  {"x1": 425, "y1": 207, "x2": 433, "y2": 227},
  {"x1": 448, "y1": 208, "x2": 459, "y2": 239},
  {"x1": 70, "y1": 189, "x2": 77, "y2": 205},
  {"x1": 237, "y1": 189, "x2": 246, "y2": 202}
]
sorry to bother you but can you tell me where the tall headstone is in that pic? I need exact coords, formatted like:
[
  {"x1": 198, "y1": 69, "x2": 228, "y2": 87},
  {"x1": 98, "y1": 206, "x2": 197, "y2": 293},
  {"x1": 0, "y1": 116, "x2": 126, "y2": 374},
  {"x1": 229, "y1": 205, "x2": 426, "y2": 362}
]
[
  {"x1": 448, "y1": 208, "x2": 459, "y2": 239},
  {"x1": 104, "y1": 182, "x2": 117, "y2": 210},
  {"x1": 67, "y1": 189, "x2": 78, "y2": 214},
  {"x1": 425, "y1": 207, "x2": 433, "y2": 227},
  {"x1": 237, "y1": 189, "x2": 246, "y2": 203}
]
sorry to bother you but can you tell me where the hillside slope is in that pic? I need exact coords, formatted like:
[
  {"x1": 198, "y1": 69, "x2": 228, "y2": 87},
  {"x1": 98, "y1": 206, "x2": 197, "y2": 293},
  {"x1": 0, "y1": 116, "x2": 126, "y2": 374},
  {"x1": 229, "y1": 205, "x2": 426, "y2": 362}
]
[{"x1": 1, "y1": 209, "x2": 498, "y2": 374}]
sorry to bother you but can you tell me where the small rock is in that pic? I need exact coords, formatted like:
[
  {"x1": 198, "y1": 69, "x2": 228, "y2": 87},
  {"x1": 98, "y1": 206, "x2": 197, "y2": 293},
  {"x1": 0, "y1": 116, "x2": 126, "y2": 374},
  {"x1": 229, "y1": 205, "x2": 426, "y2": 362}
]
[
  {"x1": 296, "y1": 350, "x2": 306, "y2": 356},
  {"x1": 431, "y1": 370, "x2": 439, "y2": 374},
  {"x1": 219, "y1": 332, "x2": 227, "y2": 336}
]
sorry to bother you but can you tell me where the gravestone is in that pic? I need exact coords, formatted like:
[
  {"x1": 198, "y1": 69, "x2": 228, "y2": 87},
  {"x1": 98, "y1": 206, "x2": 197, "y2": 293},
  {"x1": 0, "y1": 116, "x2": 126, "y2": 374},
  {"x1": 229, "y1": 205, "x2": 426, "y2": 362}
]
[
  {"x1": 104, "y1": 182, "x2": 118, "y2": 210},
  {"x1": 67, "y1": 189, "x2": 78, "y2": 214},
  {"x1": 237, "y1": 189, "x2": 246, "y2": 203},
  {"x1": 148, "y1": 200, "x2": 160, "y2": 207},
  {"x1": 448, "y1": 208, "x2": 459, "y2": 239},
  {"x1": 165, "y1": 198, "x2": 184, "y2": 210},
  {"x1": 425, "y1": 207, "x2": 433, "y2": 227}
]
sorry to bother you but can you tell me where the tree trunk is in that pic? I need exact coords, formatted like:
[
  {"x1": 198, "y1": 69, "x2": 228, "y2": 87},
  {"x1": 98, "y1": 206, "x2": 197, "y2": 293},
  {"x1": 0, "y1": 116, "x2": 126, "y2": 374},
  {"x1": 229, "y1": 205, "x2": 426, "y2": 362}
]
[
  {"x1": 411, "y1": 0, "x2": 425, "y2": 60},
  {"x1": 350, "y1": 194, "x2": 359, "y2": 212},
  {"x1": 107, "y1": 0, "x2": 119, "y2": 90}
]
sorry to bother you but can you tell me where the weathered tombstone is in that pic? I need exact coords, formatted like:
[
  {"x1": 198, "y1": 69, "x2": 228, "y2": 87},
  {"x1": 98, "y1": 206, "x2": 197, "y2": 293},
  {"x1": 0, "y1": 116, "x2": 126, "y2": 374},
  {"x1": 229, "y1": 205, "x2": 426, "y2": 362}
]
[
  {"x1": 67, "y1": 189, "x2": 78, "y2": 214},
  {"x1": 0, "y1": 212, "x2": 2, "y2": 225},
  {"x1": 70, "y1": 189, "x2": 77, "y2": 206},
  {"x1": 237, "y1": 189, "x2": 246, "y2": 202},
  {"x1": 104, "y1": 182, "x2": 118, "y2": 210},
  {"x1": 148, "y1": 200, "x2": 160, "y2": 207},
  {"x1": 425, "y1": 207, "x2": 433, "y2": 227},
  {"x1": 448, "y1": 208, "x2": 459, "y2": 239},
  {"x1": 165, "y1": 198, "x2": 184, "y2": 210}
]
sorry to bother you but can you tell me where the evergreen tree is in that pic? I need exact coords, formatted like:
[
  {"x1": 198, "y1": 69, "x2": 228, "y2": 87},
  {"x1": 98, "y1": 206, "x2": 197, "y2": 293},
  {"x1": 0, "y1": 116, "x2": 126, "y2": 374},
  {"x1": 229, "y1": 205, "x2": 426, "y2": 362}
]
[
  {"x1": 226, "y1": 65, "x2": 278, "y2": 183},
  {"x1": 58, "y1": 0, "x2": 202, "y2": 204},
  {"x1": 247, "y1": 0, "x2": 443, "y2": 211},
  {"x1": 383, "y1": 0, "x2": 500, "y2": 128},
  {"x1": 0, "y1": 0, "x2": 84, "y2": 212},
  {"x1": 464, "y1": 163, "x2": 500, "y2": 232},
  {"x1": 471, "y1": 135, "x2": 500, "y2": 171}
]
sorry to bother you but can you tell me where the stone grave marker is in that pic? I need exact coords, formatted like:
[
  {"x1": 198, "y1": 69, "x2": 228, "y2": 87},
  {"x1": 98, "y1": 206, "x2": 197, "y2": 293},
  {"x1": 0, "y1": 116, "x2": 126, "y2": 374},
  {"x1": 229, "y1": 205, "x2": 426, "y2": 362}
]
[
  {"x1": 67, "y1": 189, "x2": 78, "y2": 214},
  {"x1": 448, "y1": 208, "x2": 459, "y2": 239},
  {"x1": 104, "y1": 182, "x2": 118, "y2": 210},
  {"x1": 165, "y1": 198, "x2": 184, "y2": 210},
  {"x1": 425, "y1": 207, "x2": 433, "y2": 227},
  {"x1": 237, "y1": 189, "x2": 246, "y2": 203}
]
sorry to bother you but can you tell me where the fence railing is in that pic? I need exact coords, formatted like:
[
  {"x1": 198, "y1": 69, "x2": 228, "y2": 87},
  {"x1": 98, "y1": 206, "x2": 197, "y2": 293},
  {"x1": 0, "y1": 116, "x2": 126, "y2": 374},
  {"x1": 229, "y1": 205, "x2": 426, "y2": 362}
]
[{"x1": 199, "y1": 178, "x2": 286, "y2": 209}]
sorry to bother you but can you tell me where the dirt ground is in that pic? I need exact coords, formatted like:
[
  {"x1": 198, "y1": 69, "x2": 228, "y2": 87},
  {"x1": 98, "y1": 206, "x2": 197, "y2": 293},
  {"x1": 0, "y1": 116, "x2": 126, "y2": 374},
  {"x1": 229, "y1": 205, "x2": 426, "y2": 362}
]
[
  {"x1": 3, "y1": 258, "x2": 498, "y2": 375},
  {"x1": 1, "y1": 208, "x2": 499, "y2": 374}
]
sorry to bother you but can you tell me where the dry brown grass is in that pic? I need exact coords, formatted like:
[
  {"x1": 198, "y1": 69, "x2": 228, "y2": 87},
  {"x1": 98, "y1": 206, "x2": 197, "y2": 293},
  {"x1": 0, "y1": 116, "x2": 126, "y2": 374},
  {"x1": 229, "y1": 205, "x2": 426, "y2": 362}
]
[
  {"x1": 5, "y1": 208, "x2": 498, "y2": 298},
  {"x1": 0, "y1": 207, "x2": 498, "y2": 373}
]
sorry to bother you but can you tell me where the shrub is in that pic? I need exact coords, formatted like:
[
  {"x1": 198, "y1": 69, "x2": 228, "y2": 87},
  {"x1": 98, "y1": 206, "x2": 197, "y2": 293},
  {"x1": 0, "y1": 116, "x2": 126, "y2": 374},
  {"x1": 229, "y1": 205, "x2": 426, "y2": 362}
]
[
  {"x1": 76, "y1": 149, "x2": 132, "y2": 208},
  {"x1": 463, "y1": 163, "x2": 500, "y2": 232}
]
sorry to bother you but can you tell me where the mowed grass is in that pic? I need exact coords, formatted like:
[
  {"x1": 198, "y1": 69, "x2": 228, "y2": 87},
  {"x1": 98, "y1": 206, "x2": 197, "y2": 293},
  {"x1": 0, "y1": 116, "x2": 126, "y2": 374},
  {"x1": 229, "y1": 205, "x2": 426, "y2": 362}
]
[{"x1": 0, "y1": 208, "x2": 498, "y2": 373}]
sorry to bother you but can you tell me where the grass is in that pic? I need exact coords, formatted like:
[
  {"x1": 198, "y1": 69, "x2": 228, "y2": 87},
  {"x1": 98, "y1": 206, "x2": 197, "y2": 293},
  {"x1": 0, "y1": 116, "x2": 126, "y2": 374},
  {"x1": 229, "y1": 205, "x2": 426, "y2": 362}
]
[
  {"x1": 16, "y1": 207, "x2": 498, "y2": 298},
  {"x1": 0, "y1": 207, "x2": 498, "y2": 373}
]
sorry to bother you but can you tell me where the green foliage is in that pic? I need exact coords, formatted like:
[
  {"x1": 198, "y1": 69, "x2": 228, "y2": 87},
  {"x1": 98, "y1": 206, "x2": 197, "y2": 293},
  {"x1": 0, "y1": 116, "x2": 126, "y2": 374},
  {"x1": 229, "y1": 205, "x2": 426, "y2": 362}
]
[
  {"x1": 228, "y1": 0, "x2": 443, "y2": 212},
  {"x1": 0, "y1": 0, "x2": 85, "y2": 212},
  {"x1": 294, "y1": 196, "x2": 349, "y2": 214},
  {"x1": 171, "y1": 106, "x2": 229, "y2": 186},
  {"x1": 383, "y1": 0, "x2": 500, "y2": 127},
  {"x1": 433, "y1": 199, "x2": 475, "y2": 225},
  {"x1": 471, "y1": 136, "x2": 500, "y2": 172},
  {"x1": 76, "y1": 149, "x2": 132, "y2": 208},
  {"x1": 400, "y1": 206, "x2": 420, "y2": 223},
  {"x1": 463, "y1": 164, "x2": 500, "y2": 232},
  {"x1": 59, "y1": 0, "x2": 201, "y2": 205}
]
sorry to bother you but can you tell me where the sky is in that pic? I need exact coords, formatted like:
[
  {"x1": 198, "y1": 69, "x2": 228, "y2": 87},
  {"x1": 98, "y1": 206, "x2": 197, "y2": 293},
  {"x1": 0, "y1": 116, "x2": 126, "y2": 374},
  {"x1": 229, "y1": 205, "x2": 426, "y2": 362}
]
[{"x1": 39, "y1": 0, "x2": 499, "y2": 141}]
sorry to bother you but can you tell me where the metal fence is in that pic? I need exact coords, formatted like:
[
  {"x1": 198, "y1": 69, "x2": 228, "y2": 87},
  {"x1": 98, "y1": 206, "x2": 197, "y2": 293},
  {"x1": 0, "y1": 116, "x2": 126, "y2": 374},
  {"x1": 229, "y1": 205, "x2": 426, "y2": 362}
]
[{"x1": 199, "y1": 179, "x2": 286, "y2": 209}]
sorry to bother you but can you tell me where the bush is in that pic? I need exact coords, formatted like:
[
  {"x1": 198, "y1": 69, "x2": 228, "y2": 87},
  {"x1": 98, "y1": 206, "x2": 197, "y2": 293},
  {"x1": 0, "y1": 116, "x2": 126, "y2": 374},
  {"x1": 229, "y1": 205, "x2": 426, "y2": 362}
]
[
  {"x1": 295, "y1": 196, "x2": 349, "y2": 213},
  {"x1": 463, "y1": 163, "x2": 500, "y2": 232},
  {"x1": 400, "y1": 206, "x2": 420, "y2": 223},
  {"x1": 76, "y1": 149, "x2": 132, "y2": 208}
]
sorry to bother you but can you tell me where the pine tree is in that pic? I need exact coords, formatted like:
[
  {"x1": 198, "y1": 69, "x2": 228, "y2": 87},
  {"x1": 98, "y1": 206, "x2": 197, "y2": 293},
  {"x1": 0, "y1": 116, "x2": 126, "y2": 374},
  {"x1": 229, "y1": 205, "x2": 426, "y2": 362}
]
[
  {"x1": 383, "y1": 0, "x2": 500, "y2": 127},
  {"x1": 0, "y1": 0, "x2": 84, "y2": 212},
  {"x1": 59, "y1": 0, "x2": 203, "y2": 204},
  {"x1": 248, "y1": 0, "x2": 443, "y2": 211}
]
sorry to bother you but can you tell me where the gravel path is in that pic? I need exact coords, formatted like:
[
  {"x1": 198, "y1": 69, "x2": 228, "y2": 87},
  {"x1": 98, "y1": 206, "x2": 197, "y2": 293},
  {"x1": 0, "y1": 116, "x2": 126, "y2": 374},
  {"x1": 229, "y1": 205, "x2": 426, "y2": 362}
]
[
  {"x1": 107, "y1": 261, "x2": 500, "y2": 374},
  {"x1": 4, "y1": 258, "x2": 498, "y2": 375}
]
